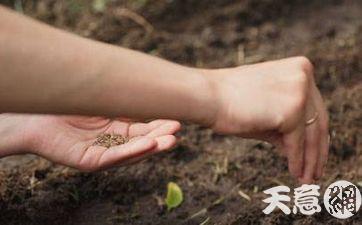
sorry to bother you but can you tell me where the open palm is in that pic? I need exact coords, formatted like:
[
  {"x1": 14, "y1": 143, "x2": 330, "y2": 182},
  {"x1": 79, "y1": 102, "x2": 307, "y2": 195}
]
[{"x1": 2, "y1": 114, "x2": 181, "y2": 171}]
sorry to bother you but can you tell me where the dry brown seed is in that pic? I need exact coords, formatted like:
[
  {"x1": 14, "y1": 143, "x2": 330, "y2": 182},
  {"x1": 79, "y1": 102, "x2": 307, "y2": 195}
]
[{"x1": 93, "y1": 133, "x2": 129, "y2": 148}]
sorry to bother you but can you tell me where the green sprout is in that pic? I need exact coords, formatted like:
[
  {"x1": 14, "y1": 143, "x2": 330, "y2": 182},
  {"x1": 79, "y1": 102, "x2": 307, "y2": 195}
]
[{"x1": 165, "y1": 182, "x2": 183, "y2": 211}]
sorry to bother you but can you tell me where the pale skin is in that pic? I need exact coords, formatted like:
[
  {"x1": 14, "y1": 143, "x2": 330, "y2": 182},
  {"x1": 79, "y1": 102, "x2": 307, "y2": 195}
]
[{"x1": 0, "y1": 6, "x2": 329, "y2": 183}]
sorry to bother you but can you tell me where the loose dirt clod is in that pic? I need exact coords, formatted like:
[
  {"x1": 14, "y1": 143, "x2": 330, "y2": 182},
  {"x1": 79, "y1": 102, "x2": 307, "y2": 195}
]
[{"x1": 93, "y1": 133, "x2": 129, "y2": 148}]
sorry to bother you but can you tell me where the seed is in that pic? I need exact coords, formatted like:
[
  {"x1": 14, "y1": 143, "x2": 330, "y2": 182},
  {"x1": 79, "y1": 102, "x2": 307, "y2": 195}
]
[{"x1": 93, "y1": 133, "x2": 129, "y2": 148}]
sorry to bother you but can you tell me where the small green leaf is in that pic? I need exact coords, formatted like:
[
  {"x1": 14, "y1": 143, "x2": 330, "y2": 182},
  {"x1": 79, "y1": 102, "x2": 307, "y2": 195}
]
[{"x1": 165, "y1": 182, "x2": 183, "y2": 211}]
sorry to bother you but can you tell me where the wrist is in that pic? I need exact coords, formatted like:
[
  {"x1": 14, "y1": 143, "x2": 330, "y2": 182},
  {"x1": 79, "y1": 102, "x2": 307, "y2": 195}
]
[
  {"x1": 0, "y1": 114, "x2": 33, "y2": 157},
  {"x1": 189, "y1": 68, "x2": 221, "y2": 127},
  {"x1": 196, "y1": 67, "x2": 251, "y2": 134}
]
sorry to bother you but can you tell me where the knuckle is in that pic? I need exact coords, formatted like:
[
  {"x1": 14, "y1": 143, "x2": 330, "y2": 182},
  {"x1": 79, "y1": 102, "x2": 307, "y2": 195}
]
[
  {"x1": 294, "y1": 71, "x2": 309, "y2": 89},
  {"x1": 291, "y1": 73, "x2": 309, "y2": 107},
  {"x1": 277, "y1": 91, "x2": 307, "y2": 130},
  {"x1": 294, "y1": 56, "x2": 314, "y2": 74},
  {"x1": 279, "y1": 91, "x2": 307, "y2": 130},
  {"x1": 277, "y1": 78, "x2": 309, "y2": 131},
  {"x1": 292, "y1": 87, "x2": 308, "y2": 111}
]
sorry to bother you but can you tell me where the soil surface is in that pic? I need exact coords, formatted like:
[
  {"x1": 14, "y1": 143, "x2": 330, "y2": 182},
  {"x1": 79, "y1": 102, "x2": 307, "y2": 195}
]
[{"x1": 0, "y1": 0, "x2": 361, "y2": 224}]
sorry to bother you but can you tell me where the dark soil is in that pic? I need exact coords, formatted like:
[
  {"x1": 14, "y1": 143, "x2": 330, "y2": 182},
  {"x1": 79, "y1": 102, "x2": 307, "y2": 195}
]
[{"x1": 0, "y1": 0, "x2": 361, "y2": 224}]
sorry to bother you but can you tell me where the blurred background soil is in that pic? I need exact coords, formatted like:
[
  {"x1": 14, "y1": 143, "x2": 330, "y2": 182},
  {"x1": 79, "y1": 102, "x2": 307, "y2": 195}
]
[{"x1": 0, "y1": 0, "x2": 361, "y2": 224}]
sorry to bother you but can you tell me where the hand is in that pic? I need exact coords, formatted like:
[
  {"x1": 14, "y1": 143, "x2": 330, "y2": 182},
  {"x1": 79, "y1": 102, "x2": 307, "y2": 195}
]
[
  {"x1": 0, "y1": 114, "x2": 180, "y2": 171},
  {"x1": 206, "y1": 57, "x2": 329, "y2": 183}
]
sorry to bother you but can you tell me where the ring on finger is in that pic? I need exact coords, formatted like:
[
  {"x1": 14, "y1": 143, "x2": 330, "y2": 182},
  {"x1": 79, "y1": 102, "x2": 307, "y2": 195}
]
[{"x1": 305, "y1": 111, "x2": 319, "y2": 126}]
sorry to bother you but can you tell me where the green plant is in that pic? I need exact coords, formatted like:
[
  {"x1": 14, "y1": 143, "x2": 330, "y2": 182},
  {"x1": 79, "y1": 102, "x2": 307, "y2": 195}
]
[{"x1": 165, "y1": 182, "x2": 183, "y2": 211}]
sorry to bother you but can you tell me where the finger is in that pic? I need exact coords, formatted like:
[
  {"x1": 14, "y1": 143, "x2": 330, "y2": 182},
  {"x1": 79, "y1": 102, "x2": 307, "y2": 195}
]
[
  {"x1": 127, "y1": 120, "x2": 168, "y2": 137},
  {"x1": 312, "y1": 85, "x2": 329, "y2": 178},
  {"x1": 129, "y1": 120, "x2": 181, "y2": 137},
  {"x1": 146, "y1": 121, "x2": 181, "y2": 138},
  {"x1": 299, "y1": 121, "x2": 320, "y2": 184},
  {"x1": 283, "y1": 123, "x2": 305, "y2": 178},
  {"x1": 79, "y1": 136, "x2": 157, "y2": 171},
  {"x1": 155, "y1": 134, "x2": 178, "y2": 150},
  {"x1": 118, "y1": 135, "x2": 177, "y2": 166},
  {"x1": 315, "y1": 120, "x2": 328, "y2": 179},
  {"x1": 307, "y1": 71, "x2": 329, "y2": 179},
  {"x1": 299, "y1": 92, "x2": 321, "y2": 184}
]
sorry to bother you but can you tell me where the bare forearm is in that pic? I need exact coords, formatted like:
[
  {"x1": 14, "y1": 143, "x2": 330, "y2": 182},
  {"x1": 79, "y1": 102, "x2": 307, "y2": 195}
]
[
  {"x1": 98, "y1": 47, "x2": 215, "y2": 124},
  {"x1": 0, "y1": 6, "x2": 215, "y2": 125}
]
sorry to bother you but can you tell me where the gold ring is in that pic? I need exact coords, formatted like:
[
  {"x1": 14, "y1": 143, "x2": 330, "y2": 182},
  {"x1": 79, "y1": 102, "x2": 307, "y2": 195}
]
[{"x1": 305, "y1": 111, "x2": 319, "y2": 126}]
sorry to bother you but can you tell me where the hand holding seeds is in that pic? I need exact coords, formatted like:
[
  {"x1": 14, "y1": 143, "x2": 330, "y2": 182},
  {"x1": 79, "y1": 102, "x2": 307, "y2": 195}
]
[{"x1": 0, "y1": 114, "x2": 180, "y2": 171}]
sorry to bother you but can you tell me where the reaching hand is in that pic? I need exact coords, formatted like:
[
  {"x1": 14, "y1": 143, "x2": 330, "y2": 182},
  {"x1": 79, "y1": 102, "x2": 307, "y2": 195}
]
[
  {"x1": 0, "y1": 114, "x2": 180, "y2": 171},
  {"x1": 207, "y1": 57, "x2": 329, "y2": 184}
]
